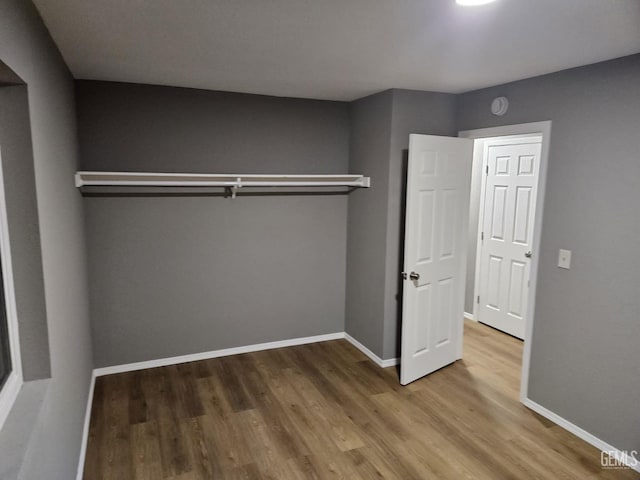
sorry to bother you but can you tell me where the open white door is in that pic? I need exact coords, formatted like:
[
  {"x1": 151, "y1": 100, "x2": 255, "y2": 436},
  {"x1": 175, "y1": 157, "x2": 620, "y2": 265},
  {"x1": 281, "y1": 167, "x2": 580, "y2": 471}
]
[{"x1": 400, "y1": 134, "x2": 472, "y2": 385}]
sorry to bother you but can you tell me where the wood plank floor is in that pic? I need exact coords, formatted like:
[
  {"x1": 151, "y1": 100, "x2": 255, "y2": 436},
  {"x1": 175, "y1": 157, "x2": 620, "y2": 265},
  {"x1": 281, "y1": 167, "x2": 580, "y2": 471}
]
[{"x1": 84, "y1": 321, "x2": 639, "y2": 479}]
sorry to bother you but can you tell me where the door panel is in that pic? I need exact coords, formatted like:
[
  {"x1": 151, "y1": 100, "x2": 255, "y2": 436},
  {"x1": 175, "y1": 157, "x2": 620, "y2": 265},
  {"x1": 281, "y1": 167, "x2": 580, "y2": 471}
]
[
  {"x1": 478, "y1": 138, "x2": 542, "y2": 339},
  {"x1": 508, "y1": 260, "x2": 526, "y2": 318},
  {"x1": 401, "y1": 135, "x2": 472, "y2": 385},
  {"x1": 436, "y1": 277, "x2": 454, "y2": 346},
  {"x1": 414, "y1": 284, "x2": 432, "y2": 354},
  {"x1": 513, "y1": 187, "x2": 532, "y2": 244},
  {"x1": 440, "y1": 190, "x2": 457, "y2": 258},
  {"x1": 417, "y1": 191, "x2": 435, "y2": 262},
  {"x1": 487, "y1": 255, "x2": 502, "y2": 309},
  {"x1": 490, "y1": 186, "x2": 507, "y2": 239}
]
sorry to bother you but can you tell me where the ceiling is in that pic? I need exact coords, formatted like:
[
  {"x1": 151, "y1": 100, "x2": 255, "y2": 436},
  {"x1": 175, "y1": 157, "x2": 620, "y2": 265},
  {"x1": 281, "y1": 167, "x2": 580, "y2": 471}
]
[{"x1": 33, "y1": 0, "x2": 640, "y2": 101}]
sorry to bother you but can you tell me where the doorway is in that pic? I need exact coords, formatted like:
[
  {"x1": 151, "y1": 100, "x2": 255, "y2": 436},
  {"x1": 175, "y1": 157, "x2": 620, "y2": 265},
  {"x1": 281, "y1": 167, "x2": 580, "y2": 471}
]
[
  {"x1": 399, "y1": 122, "x2": 551, "y2": 397},
  {"x1": 460, "y1": 121, "x2": 551, "y2": 401}
]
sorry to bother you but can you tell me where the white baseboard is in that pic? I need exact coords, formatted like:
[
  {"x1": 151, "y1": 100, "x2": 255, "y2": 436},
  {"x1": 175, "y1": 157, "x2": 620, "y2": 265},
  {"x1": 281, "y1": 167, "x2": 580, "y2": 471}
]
[
  {"x1": 79, "y1": 335, "x2": 639, "y2": 477},
  {"x1": 464, "y1": 311, "x2": 476, "y2": 321},
  {"x1": 523, "y1": 398, "x2": 640, "y2": 473},
  {"x1": 79, "y1": 331, "x2": 398, "y2": 478},
  {"x1": 344, "y1": 333, "x2": 399, "y2": 368},
  {"x1": 76, "y1": 371, "x2": 96, "y2": 480},
  {"x1": 93, "y1": 332, "x2": 345, "y2": 377},
  {"x1": 94, "y1": 331, "x2": 400, "y2": 377}
]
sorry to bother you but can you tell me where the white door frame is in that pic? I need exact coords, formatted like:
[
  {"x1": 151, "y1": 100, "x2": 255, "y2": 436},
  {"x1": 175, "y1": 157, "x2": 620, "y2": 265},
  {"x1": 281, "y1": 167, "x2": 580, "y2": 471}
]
[{"x1": 459, "y1": 121, "x2": 552, "y2": 402}]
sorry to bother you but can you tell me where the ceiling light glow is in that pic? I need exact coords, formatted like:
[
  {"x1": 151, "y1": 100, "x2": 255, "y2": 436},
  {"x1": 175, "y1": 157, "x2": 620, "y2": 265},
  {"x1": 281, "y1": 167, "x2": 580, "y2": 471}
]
[{"x1": 456, "y1": 0, "x2": 497, "y2": 6}]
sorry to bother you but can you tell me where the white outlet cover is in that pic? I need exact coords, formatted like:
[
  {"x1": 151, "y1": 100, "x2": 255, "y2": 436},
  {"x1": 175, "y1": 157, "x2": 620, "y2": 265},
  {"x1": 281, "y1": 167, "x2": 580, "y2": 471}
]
[{"x1": 558, "y1": 249, "x2": 572, "y2": 269}]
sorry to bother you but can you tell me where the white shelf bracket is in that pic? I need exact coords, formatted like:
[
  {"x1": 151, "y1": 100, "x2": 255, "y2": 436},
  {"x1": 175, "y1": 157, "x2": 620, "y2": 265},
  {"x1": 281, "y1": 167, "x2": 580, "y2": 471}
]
[{"x1": 233, "y1": 177, "x2": 242, "y2": 199}]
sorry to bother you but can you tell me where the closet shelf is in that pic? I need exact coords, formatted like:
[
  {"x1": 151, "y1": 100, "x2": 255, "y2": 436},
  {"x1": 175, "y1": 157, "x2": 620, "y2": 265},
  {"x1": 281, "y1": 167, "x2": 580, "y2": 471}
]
[{"x1": 74, "y1": 171, "x2": 371, "y2": 189}]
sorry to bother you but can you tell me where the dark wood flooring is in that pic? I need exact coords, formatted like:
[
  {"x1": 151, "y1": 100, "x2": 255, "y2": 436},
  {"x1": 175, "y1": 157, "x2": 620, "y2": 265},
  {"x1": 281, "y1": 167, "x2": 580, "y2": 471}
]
[{"x1": 83, "y1": 321, "x2": 639, "y2": 479}]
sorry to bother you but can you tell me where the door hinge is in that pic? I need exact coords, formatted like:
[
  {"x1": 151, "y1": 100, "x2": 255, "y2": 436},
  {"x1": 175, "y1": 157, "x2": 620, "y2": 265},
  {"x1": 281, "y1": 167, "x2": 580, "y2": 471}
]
[
  {"x1": 481, "y1": 231, "x2": 484, "y2": 241},
  {"x1": 485, "y1": 165, "x2": 489, "y2": 174},
  {"x1": 477, "y1": 295, "x2": 480, "y2": 304}
]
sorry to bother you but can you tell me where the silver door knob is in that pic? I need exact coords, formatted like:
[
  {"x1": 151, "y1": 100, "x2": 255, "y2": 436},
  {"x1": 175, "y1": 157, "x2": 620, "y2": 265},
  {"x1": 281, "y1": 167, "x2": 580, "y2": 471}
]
[
  {"x1": 409, "y1": 272, "x2": 420, "y2": 280},
  {"x1": 525, "y1": 251, "x2": 533, "y2": 258}
]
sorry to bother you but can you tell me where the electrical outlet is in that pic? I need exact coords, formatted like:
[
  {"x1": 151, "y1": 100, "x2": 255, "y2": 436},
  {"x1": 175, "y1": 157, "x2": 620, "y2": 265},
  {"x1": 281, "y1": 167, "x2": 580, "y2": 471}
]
[{"x1": 558, "y1": 249, "x2": 572, "y2": 269}]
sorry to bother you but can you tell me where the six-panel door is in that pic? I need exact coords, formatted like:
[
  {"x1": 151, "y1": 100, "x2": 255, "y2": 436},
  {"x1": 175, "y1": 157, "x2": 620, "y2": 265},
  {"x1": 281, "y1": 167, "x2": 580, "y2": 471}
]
[
  {"x1": 477, "y1": 138, "x2": 542, "y2": 339},
  {"x1": 401, "y1": 134, "x2": 472, "y2": 385}
]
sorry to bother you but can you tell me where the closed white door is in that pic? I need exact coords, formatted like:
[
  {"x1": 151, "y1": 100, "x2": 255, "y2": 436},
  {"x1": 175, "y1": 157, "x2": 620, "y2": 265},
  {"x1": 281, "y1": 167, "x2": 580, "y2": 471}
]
[
  {"x1": 477, "y1": 137, "x2": 542, "y2": 339},
  {"x1": 400, "y1": 134, "x2": 472, "y2": 385}
]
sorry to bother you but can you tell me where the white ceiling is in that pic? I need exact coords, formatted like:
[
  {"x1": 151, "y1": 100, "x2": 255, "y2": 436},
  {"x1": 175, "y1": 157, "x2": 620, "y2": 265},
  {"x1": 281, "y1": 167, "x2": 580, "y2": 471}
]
[{"x1": 33, "y1": 0, "x2": 640, "y2": 101}]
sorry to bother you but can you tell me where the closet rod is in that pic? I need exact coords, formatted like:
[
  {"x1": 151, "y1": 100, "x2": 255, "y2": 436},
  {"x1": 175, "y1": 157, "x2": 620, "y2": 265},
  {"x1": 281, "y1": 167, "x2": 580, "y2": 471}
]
[{"x1": 75, "y1": 171, "x2": 371, "y2": 188}]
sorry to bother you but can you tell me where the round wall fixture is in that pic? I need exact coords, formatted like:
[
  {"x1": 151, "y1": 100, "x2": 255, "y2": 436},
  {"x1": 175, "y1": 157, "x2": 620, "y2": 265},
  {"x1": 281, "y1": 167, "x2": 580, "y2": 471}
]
[{"x1": 491, "y1": 96, "x2": 509, "y2": 116}]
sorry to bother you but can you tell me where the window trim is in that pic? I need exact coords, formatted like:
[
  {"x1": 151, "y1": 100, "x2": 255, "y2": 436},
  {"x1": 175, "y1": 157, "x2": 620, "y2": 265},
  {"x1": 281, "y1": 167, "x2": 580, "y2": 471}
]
[{"x1": 0, "y1": 147, "x2": 23, "y2": 430}]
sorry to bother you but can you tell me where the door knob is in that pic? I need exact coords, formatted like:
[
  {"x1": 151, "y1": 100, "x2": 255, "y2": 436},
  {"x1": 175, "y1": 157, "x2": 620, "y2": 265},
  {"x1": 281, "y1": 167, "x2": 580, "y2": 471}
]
[
  {"x1": 409, "y1": 272, "x2": 420, "y2": 281},
  {"x1": 525, "y1": 251, "x2": 533, "y2": 258}
]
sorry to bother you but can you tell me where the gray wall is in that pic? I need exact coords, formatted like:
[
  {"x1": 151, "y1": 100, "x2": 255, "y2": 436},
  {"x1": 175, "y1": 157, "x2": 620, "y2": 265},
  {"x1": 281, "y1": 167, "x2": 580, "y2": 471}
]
[
  {"x1": 383, "y1": 90, "x2": 457, "y2": 359},
  {"x1": 76, "y1": 81, "x2": 348, "y2": 174},
  {"x1": 345, "y1": 89, "x2": 457, "y2": 360},
  {"x1": 76, "y1": 81, "x2": 349, "y2": 368},
  {"x1": 345, "y1": 91, "x2": 393, "y2": 357},
  {"x1": 0, "y1": 0, "x2": 94, "y2": 478},
  {"x1": 0, "y1": 59, "x2": 23, "y2": 85},
  {"x1": 457, "y1": 54, "x2": 640, "y2": 452}
]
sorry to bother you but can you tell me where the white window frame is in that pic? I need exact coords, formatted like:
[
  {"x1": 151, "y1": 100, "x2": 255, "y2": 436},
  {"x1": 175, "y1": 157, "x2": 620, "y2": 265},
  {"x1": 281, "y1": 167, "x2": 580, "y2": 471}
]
[{"x1": 0, "y1": 147, "x2": 23, "y2": 430}]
